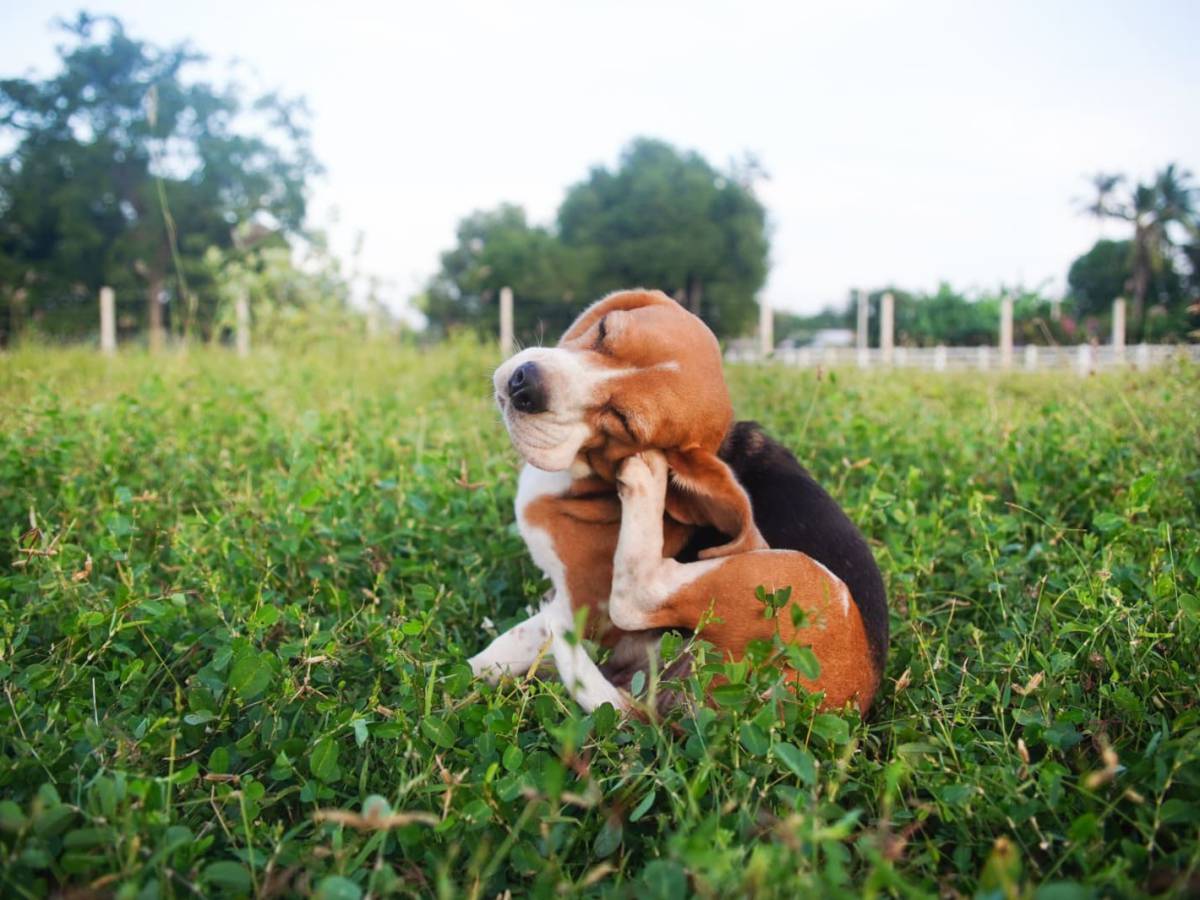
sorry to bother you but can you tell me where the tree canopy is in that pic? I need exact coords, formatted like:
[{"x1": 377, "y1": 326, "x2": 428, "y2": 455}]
[
  {"x1": 0, "y1": 13, "x2": 322, "y2": 344},
  {"x1": 1067, "y1": 239, "x2": 1137, "y2": 318},
  {"x1": 422, "y1": 139, "x2": 770, "y2": 340},
  {"x1": 558, "y1": 139, "x2": 769, "y2": 334}
]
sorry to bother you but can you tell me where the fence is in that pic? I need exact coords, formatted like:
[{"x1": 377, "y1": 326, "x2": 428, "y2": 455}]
[
  {"x1": 83, "y1": 284, "x2": 1198, "y2": 373},
  {"x1": 730, "y1": 290, "x2": 1199, "y2": 373},
  {"x1": 726, "y1": 342, "x2": 1200, "y2": 373}
]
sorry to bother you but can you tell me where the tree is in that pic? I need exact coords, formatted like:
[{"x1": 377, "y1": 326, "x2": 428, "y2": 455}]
[
  {"x1": 1067, "y1": 239, "x2": 1135, "y2": 318},
  {"x1": 420, "y1": 204, "x2": 587, "y2": 342},
  {"x1": 422, "y1": 139, "x2": 770, "y2": 341},
  {"x1": 1077, "y1": 164, "x2": 1197, "y2": 339},
  {"x1": 0, "y1": 13, "x2": 318, "y2": 344},
  {"x1": 558, "y1": 139, "x2": 769, "y2": 336}
]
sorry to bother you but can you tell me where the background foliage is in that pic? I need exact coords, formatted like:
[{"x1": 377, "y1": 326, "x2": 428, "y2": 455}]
[
  {"x1": 3, "y1": 16, "x2": 1196, "y2": 350},
  {"x1": 421, "y1": 139, "x2": 770, "y2": 342},
  {"x1": 0, "y1": 13, "x2": 345, "y2": 346},
  {"x1": 2, "y1": 342, "x2": 1198, "y2": 897}
]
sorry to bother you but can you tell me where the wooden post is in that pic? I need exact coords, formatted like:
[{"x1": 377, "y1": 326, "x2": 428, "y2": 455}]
[
  {"x1": 759, "y1": 294, "x2": 773, "y2": 357},
  {"x1": 999, "y1": 295, "x2": 1014, "y2": 370},
  {"x1": 1112, "y1": 298, "x2": 1126, "y2": 363},
  {"x1": 499, "y1": 286, "x2": 514, "y2": 357},
  {"x1": 235, "y1": 292, "x2": 250, "y2": 357},
  {"x1": 1024, "y1": 344, "x2": 1038, "y2": 371},
  {"x1": 100, "y1": 286, "x2": 116, "y2": 355},
  {"x1": 880, "y1": 291, "x2": 894, "y2": 366}
]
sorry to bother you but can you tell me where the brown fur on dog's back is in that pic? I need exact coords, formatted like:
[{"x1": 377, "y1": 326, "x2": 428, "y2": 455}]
[
  {"x1": 640, "y1": 551, "x2": 879, "y2": 713},
  {"x1": 527, "y1": 482, "x2": 878, "y2": 712}
]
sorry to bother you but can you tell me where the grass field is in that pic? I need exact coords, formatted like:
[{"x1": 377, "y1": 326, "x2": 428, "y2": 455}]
[{"x1": 1, "y1": 342, "x2": 1198, "y2": 898}]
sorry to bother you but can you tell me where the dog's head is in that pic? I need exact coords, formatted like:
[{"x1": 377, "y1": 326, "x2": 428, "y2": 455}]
[{"x1": 494, "y1": 289, "x2": 766, "y2": 557}]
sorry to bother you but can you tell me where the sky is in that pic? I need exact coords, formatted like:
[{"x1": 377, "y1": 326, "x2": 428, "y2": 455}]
[{"x1": 2, "y1": 1, "x2": 1198, "y2": 319}]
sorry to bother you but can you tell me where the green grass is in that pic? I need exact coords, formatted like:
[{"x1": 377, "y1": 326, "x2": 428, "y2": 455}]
[{"x1": 1, "y1": 341, "x2": 1198, "y2": 898}]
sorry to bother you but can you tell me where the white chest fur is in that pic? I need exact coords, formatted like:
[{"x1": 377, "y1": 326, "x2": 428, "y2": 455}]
[
  {"x1": 469, "y1": 460, "x2": 630, "y2": 712},
  {"x1": 514, "y1": 464, "x2": 574, "y2": 587}
]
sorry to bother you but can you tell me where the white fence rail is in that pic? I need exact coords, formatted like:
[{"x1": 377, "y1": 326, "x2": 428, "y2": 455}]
[{"x1": 726, "y1": 343, "x2": 1200, "y2": 373}]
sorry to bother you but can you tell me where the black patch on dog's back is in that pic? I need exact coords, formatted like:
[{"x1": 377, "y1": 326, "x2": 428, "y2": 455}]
[{"x1": 679, "y1": 422, "x2": 889, "y2": 675}]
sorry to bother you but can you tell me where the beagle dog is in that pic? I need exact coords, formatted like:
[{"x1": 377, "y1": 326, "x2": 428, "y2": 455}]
[{"x1": 468, "y1": 289, "x2": 887, "y2": 714}]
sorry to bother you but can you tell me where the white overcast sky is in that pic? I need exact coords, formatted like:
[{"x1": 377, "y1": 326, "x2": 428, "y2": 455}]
[{"x1": 3, "y1": 1, "x2": 1198, "y2": 318}]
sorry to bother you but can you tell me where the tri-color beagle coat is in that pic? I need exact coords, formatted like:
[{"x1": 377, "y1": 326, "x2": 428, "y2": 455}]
[{"x1": 468, "y1": 290, "x2": 888, "y2": 715}]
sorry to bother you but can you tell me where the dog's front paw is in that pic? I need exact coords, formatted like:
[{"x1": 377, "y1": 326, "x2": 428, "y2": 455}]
[
  {"x1": 617, "y1": 451, "x2": 667, "y2": 500},
  {"x1": 616, "y1": 454, "x2": 651, "y2": 499},
  {"x1": 468, "y1": 652, "x2": 504, "y2": 683}
]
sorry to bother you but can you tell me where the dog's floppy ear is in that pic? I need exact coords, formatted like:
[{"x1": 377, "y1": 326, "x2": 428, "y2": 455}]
[
  {"x1": 664, "y1": 447, "x2": 767, "y2": 559},
  {"x1": 558, "y1": 289, "x2": 674, "y2": 345}
]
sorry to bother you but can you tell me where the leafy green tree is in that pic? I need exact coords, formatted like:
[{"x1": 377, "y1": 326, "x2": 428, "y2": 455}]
[
  {"x1": 558, "y1": 139, "x2": 769, "y2": 336},
  {"x1": 420, "y1": 204, "x2": 588, "y2": 342},
  {"x1": 0, "y1": 13, "x2": 318, "y2": 344},
  {"x1": 1067, "y1": 239, "x2": 1136, "y2": 318},
  {"x1": 891, "y1": 285, "x2": 996, "y2": 346}
]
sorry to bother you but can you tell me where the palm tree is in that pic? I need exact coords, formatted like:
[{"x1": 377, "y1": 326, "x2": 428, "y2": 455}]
[
  {"x1": 1079, "y1": 164, "x2": 1197, "y2": 339},
  {"x1": 1078, "y1": 172, "x2": 1125, "y2": 234}
]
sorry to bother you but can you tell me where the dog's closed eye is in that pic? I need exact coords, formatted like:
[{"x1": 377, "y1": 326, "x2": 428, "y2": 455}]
[
  {"x1": 602, "y1": 403, "x2": 635, "y2": 440},
  {"x1": 592, "y1": 315, "x2": 609, "y2": 351}
]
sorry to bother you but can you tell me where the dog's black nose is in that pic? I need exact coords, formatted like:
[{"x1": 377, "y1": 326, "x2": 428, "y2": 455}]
[{"x1": 507, "y1": 362, "x2": 548, "y2": 414}]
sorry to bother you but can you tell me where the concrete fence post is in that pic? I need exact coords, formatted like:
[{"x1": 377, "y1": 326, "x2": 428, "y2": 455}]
[
  {"x1": 934, "y1": 344, "x2": 947, "y2": 372},
  {"x1": 977, "y1": 345, "x2": 990, "y2": 371},
  {"x1": 759, "y1": 295, "x2": 773, "y2": 357},
  {"x1": 855, "y1": 289, "x2": 869, "y2": 367},
  {"x1": 1112, "y1": 298, "x2": 1126, "y2": 364},
  {"x1": 1076, "y1": 343, "x2": 1093, "y2": 375},
  {"x1": 1000, "y1": 295, "x2": 1014, "y2": 369},
  {"x1": 880, "y1": 291, "x2": 895, "y2": 366},
  {"x1": 365, "y1": 304, "x2": 380, "y2": 343},
  {"x1": 1135, "y1": 342, "x2": 1150, "y2": 369},
  {"x1": 99, "y1": 286, "x2": 116, "y2": 355},
  {"x1": 365, "y1": 276, "x2": 382, "y2": 343},
  {"x1": 1024, "y1": 344, "x2": 1038, "y2": 371},
  {"x1": 235, "y1": 292, "x2": 250, "y2": 357},
  {"x1": 499, "y1": 286, "x2": 514, "y2": 357}
]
